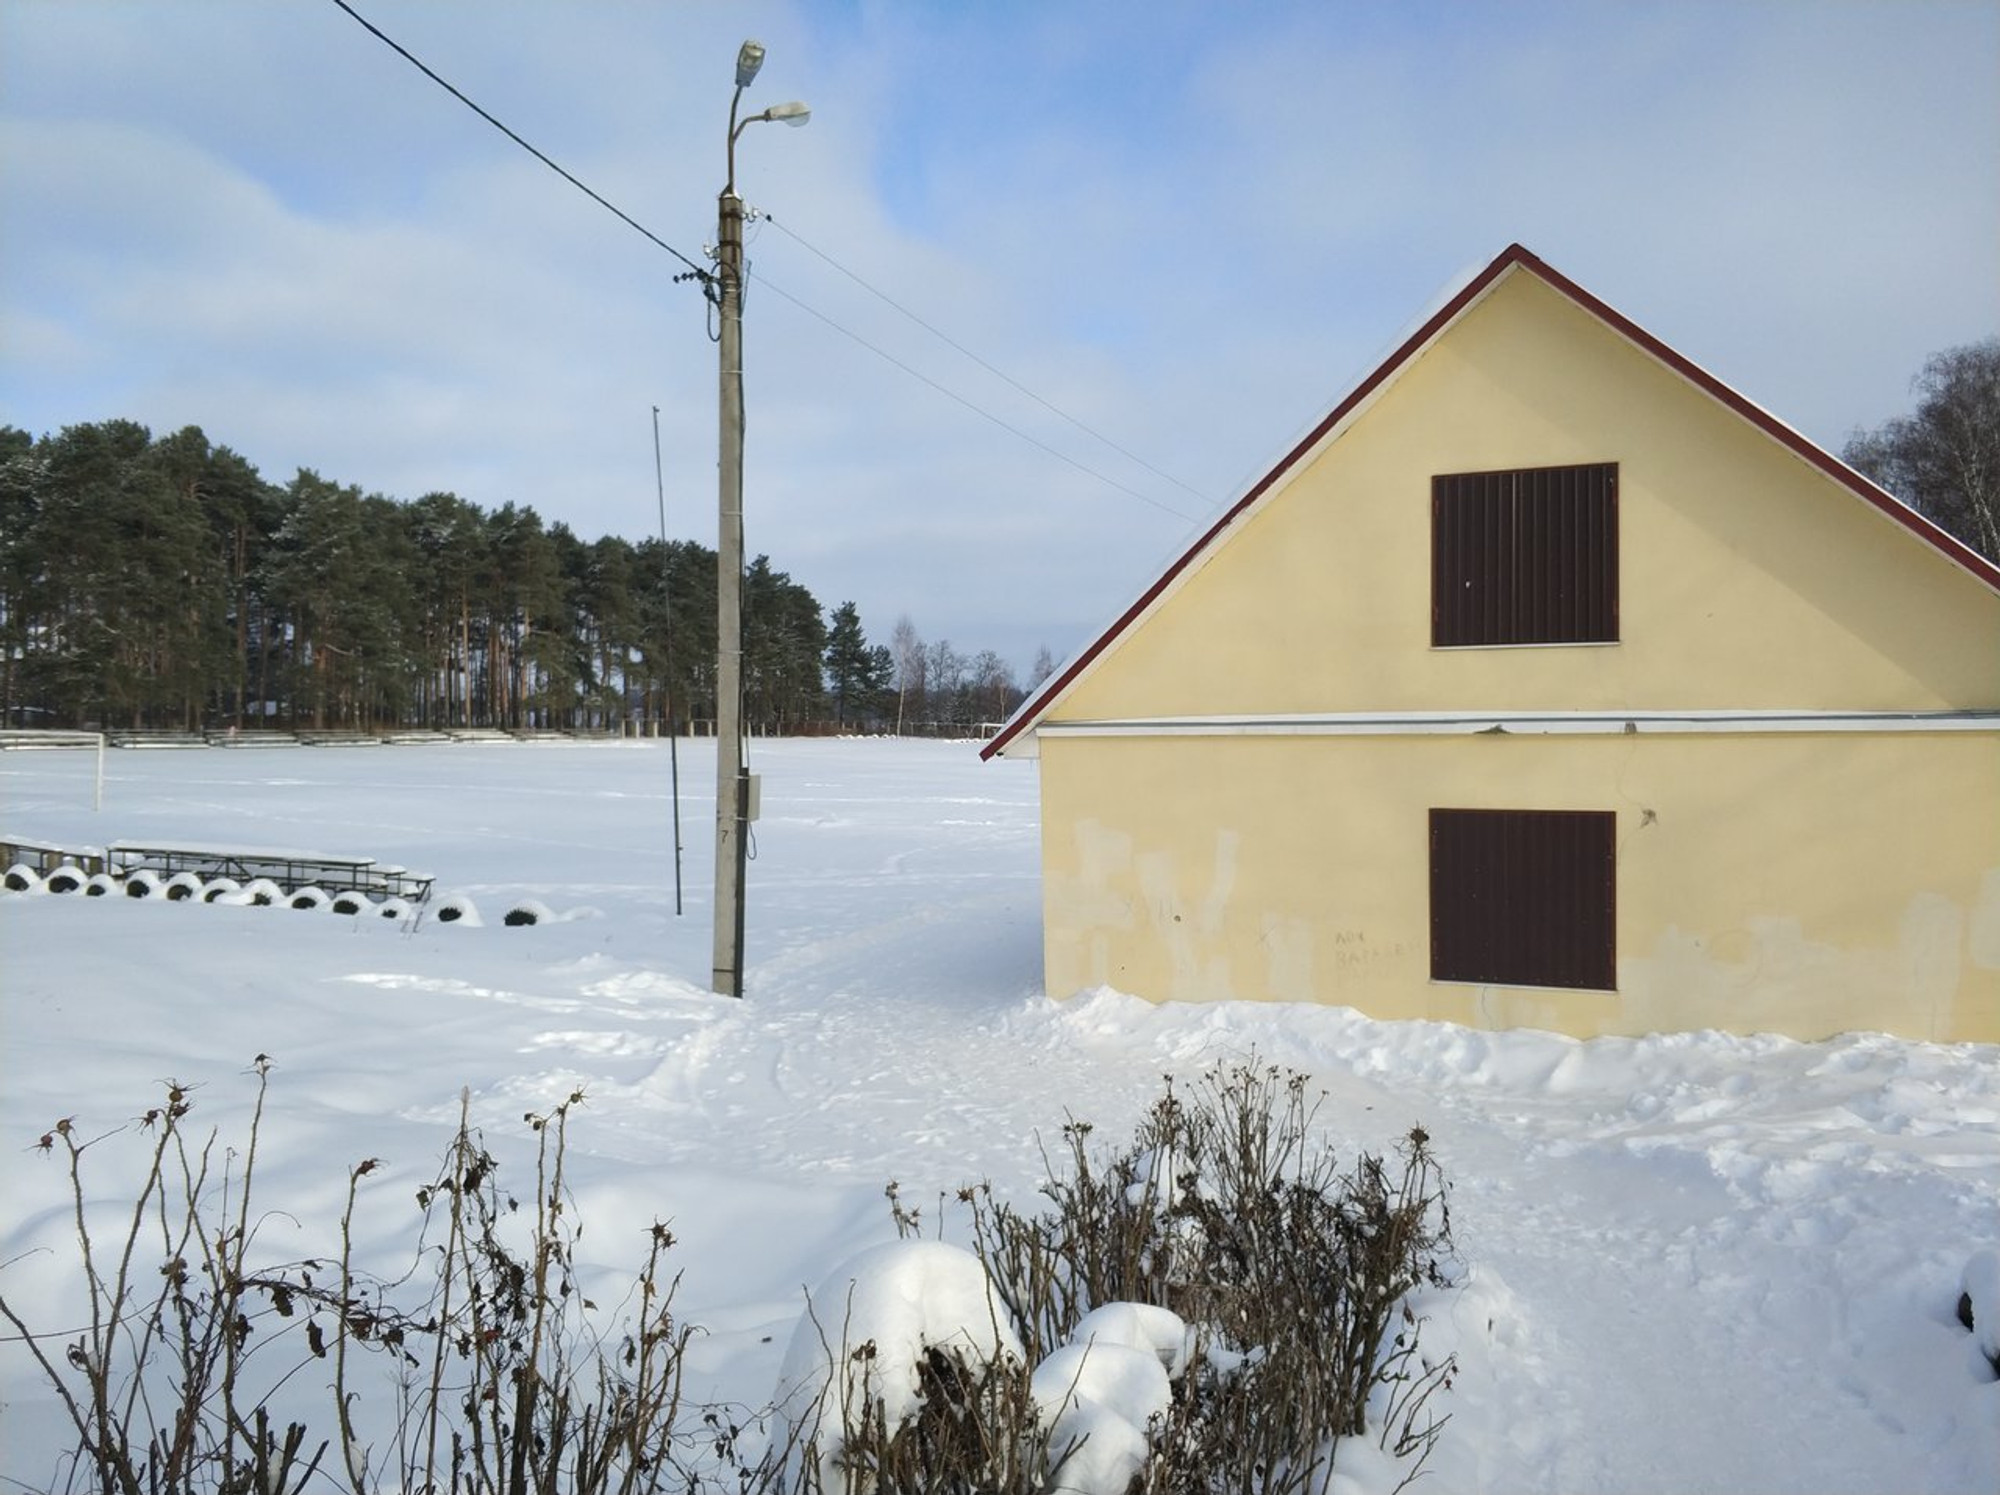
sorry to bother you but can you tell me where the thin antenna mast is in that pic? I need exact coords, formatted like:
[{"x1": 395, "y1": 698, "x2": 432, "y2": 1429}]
[{"x1": 653, "y1": 404, "x2": 685, "y2": 915}]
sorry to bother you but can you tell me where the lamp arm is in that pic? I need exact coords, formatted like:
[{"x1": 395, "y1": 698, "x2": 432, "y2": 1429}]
[{"x1": 725, "y1": 84, "x2": 747, "y2": 195}]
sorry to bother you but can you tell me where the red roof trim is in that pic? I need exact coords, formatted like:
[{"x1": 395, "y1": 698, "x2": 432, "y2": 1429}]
[
  {"x1": 1518, "y1": 250, "x2": 2000, "y2": 592},
  {"x1": 983, "y1": 243, "x2": 2000, "y2": 761},
  {"x1": 980, "y1": 248, "x2": 1518, "y2": 760}
]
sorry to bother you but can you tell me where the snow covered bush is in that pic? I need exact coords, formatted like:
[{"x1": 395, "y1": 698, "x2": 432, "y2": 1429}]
[
  {"x1": 287, "y1": 886, "x2": 329, "y2": 911},
  {"x1": 854, "y1": 1059, "x2": 1458, "y2": 1495},
  {"x1": 375, "y1": 896, "x2": 412, "y2": 921},
  {"x1": 329, "y1": 891, "x2": 369, "y2": 915},
  {"x1": 44, "y1": 865, "x2": 85, "y2": 894},
  {"x1": 122, "y1": 869, "x2": 162, "y2": 899},
  {"x1": 84, "y1": 871, "x2": 117, "y2": 896},
  {"x1": 4, "y1": 863, "x2": 44, "y2": 893},
  {"x1": 433, "y1": 893, "x2": 481, "y2": 925},
  {"x1": 200, "y1": 877, "x2": 240, "y2": 903},
  {"x1": 773, "y1": 1248, "x2": 1211, "y2": 1495},
  {"x1": 1029, "y1": 1303, "x2": 1185, "y2": 1494},
  {"x1": 504, "y1": 899, "x2": 554, "y2": 927},
  {"x1": 776, "y1": 1240, "x2": 1041, "y2": 1492},
  {"x1": 240, "y1": 877, "x2": 284, "y2": 906}
]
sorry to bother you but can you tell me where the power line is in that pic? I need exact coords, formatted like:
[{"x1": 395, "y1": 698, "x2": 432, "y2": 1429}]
[
  {"x1": 326, "y1": 0, "x2": 709, "y2": 281},
  {"x1": 324, "y1": 0, "x2": 1204, "y2": 526},
  {"x1": 746, "y1": 262, "x2": 1204, "y2": 524},
  {"x1": 762, "y1": 214, "x2": 1214, "y2": 509}
]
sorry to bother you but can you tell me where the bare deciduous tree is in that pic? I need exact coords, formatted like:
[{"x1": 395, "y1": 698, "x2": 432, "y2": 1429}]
[
  {"x1": 925, "y1": 639, "x2": 965, "y2": 727},
  {"x1": 889, "y1": 614, "x2": 925, "y2": 735},
  {"x1": 1844, "y1": 337, "x2": 2000, "y2": 562},
  {"x1": 969, "y1": 649, "x2": 1014, "y2": 725}
]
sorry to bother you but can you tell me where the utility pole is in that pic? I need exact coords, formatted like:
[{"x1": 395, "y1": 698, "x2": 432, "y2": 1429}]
[
  {"x1": 712, "y1": 176, "x2": 748, "y2": 996},
  {"x1": 712, "y1": 40, "x2": 808, "y2": 998}
]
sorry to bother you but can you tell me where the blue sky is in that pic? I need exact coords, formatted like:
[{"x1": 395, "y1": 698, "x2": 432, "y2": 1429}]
[{"x1": 3, "y1": 0, "x2": 1995, "y2": 673}]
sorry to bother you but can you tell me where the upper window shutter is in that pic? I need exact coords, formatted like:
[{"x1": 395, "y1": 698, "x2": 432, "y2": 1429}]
[{"x1": 1432, "y1": 462, "x2": 1619, "y2": 646}]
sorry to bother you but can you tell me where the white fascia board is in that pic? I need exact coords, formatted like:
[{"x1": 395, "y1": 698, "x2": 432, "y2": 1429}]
[{"x1": 1032, "y1": 710, "x2": 2000, "y2": 740}]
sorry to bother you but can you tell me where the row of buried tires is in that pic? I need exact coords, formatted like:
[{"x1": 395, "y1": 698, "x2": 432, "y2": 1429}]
[{"x1": 0, "y1": 864, "x2": 531, "y2": 924}]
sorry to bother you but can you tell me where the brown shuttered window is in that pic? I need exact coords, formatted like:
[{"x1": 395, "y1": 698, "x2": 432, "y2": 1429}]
[
  {"x1": 1432, "y1": 462, "x2": 1618, "y2": 646},
  {"x1": 1429, "y1": 808, "x2": 1616, "y2": 991}
]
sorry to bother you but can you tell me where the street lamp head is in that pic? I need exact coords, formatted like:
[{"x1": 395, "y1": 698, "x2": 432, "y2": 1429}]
[
  {"x1": 763, "y1": 101, "x2": 811, "y2": 127},
  {"x1": 734, "y1": 40, "x2": 765, "y2": 88}
]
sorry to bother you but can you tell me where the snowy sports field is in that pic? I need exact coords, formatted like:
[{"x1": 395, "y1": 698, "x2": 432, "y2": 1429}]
[{"x1": 2, "y1": 738, "x2": 1995, "y2": 1494}]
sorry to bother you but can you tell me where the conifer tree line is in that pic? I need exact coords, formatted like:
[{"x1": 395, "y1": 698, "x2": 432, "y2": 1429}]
[{"x1": 0, "y1": 420, "x2": 1038, "y2": 735}]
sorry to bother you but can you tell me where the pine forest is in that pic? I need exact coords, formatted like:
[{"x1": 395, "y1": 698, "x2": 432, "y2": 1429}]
[{"x1": 0, "y1": 421, "x2": 1026, "y2": 737}]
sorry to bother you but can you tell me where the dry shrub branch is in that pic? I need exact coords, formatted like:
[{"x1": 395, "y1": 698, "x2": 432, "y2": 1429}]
[
  {"x1": 4, "y1": 1058, "x2": 1459, "y2": 1495},
  {"x1": 1, "y1": 1067, "x2": 721, "y2": 1495}
]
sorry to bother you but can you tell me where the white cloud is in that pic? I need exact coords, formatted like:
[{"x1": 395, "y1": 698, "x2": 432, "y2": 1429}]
[{"x1": 3, "y1": 0, "x2": 1993, "y2": 672}]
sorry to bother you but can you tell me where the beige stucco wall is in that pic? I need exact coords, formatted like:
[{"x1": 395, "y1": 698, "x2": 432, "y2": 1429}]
[
  {"x1": 1038, "y1": 731, "x2": 2000, "y2": 1043},
  {"x1": 1026, "y1": 264, "x2": 2000, "y2": 1043},
  {"x1": 1055, "y1": 269, "x2": 2000, "y2": 720}
]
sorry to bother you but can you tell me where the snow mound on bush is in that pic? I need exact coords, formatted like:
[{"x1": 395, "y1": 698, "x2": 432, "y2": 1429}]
[
  {"x1": 1024, "y1": 1303, "x2": 1197, "y2": 1495},
  {"x1": 1033, "y1": 1338, "x2": 1171, "y2": 1495},
  {"x1": 201, "y1": 877, "x2": 240, "y2": 903},
  {"x1": 4, "y1": 864, "x2": 45, "y2": 893},
  {"x1": 84, "y1": 872, "x2": 117, "y2": 896},
  {"x1": 503, "y1": 899, "x2": 554, "y2": 926},
  {"x1": 288, "y1": 886, "x2": 330, "y2": 911},
  {"x1": 375, "y1": 896, "x2": 412, "y2": 921},
  {"x1": 44, "y1": 865, "x2": 86, "y2": 895},
  {"x1": 776, "y1": 1239, "x2": 1025, "y2": 1487},
  {"x1": 240, "y1": 878, "x2": 284, "y2": 906},
  {"x1": 1064, "y1": 1301, "x2": 1197, "y2": 1376},
  {"x1": 123, "y1": 869, "x2": 162, "y2": 899},
  {"x1": 433, "y1": 894, "x2": 481, "y2": 926},
  {"x1": 164, "y1": 872, "x2": 205, "y2": 902},
  {"x1": 330, "y1": 891, "x2": 370, "y2": 915}
]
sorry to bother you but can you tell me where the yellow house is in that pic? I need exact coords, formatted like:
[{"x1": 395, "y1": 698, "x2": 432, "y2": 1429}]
[{"x1": 985, "y1": 245, "x2": 2000, "y2": 1044}]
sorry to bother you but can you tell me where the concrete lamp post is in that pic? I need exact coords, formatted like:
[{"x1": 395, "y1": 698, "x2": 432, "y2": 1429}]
[{"x1": 713, "y1": 40, "x2": 809, "y2": 998}]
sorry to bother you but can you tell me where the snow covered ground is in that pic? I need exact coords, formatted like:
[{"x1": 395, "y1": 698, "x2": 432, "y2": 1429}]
[{"x1": 2, "y1": 738, "x2": 1995, "y2": 1493}]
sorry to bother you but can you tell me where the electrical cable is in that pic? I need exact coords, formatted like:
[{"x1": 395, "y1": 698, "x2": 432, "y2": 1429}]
[
  {"x1": 747, "y1": 256, "x2": 1205, "y2": 524},
  {"x1": 763, "y1": 213, "x2": 1214, "y2": 509},
  {"x1": 326, "y1": 0, "x2": 710, "y2": 281},
  {"x1": 325, "y1": 0, "x2": 1204, "y2": 527}
]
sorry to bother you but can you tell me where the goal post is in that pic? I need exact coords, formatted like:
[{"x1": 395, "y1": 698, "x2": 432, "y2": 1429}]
[{"x1": 0, "y1": 730, "x2": 107, "y2": 810}]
